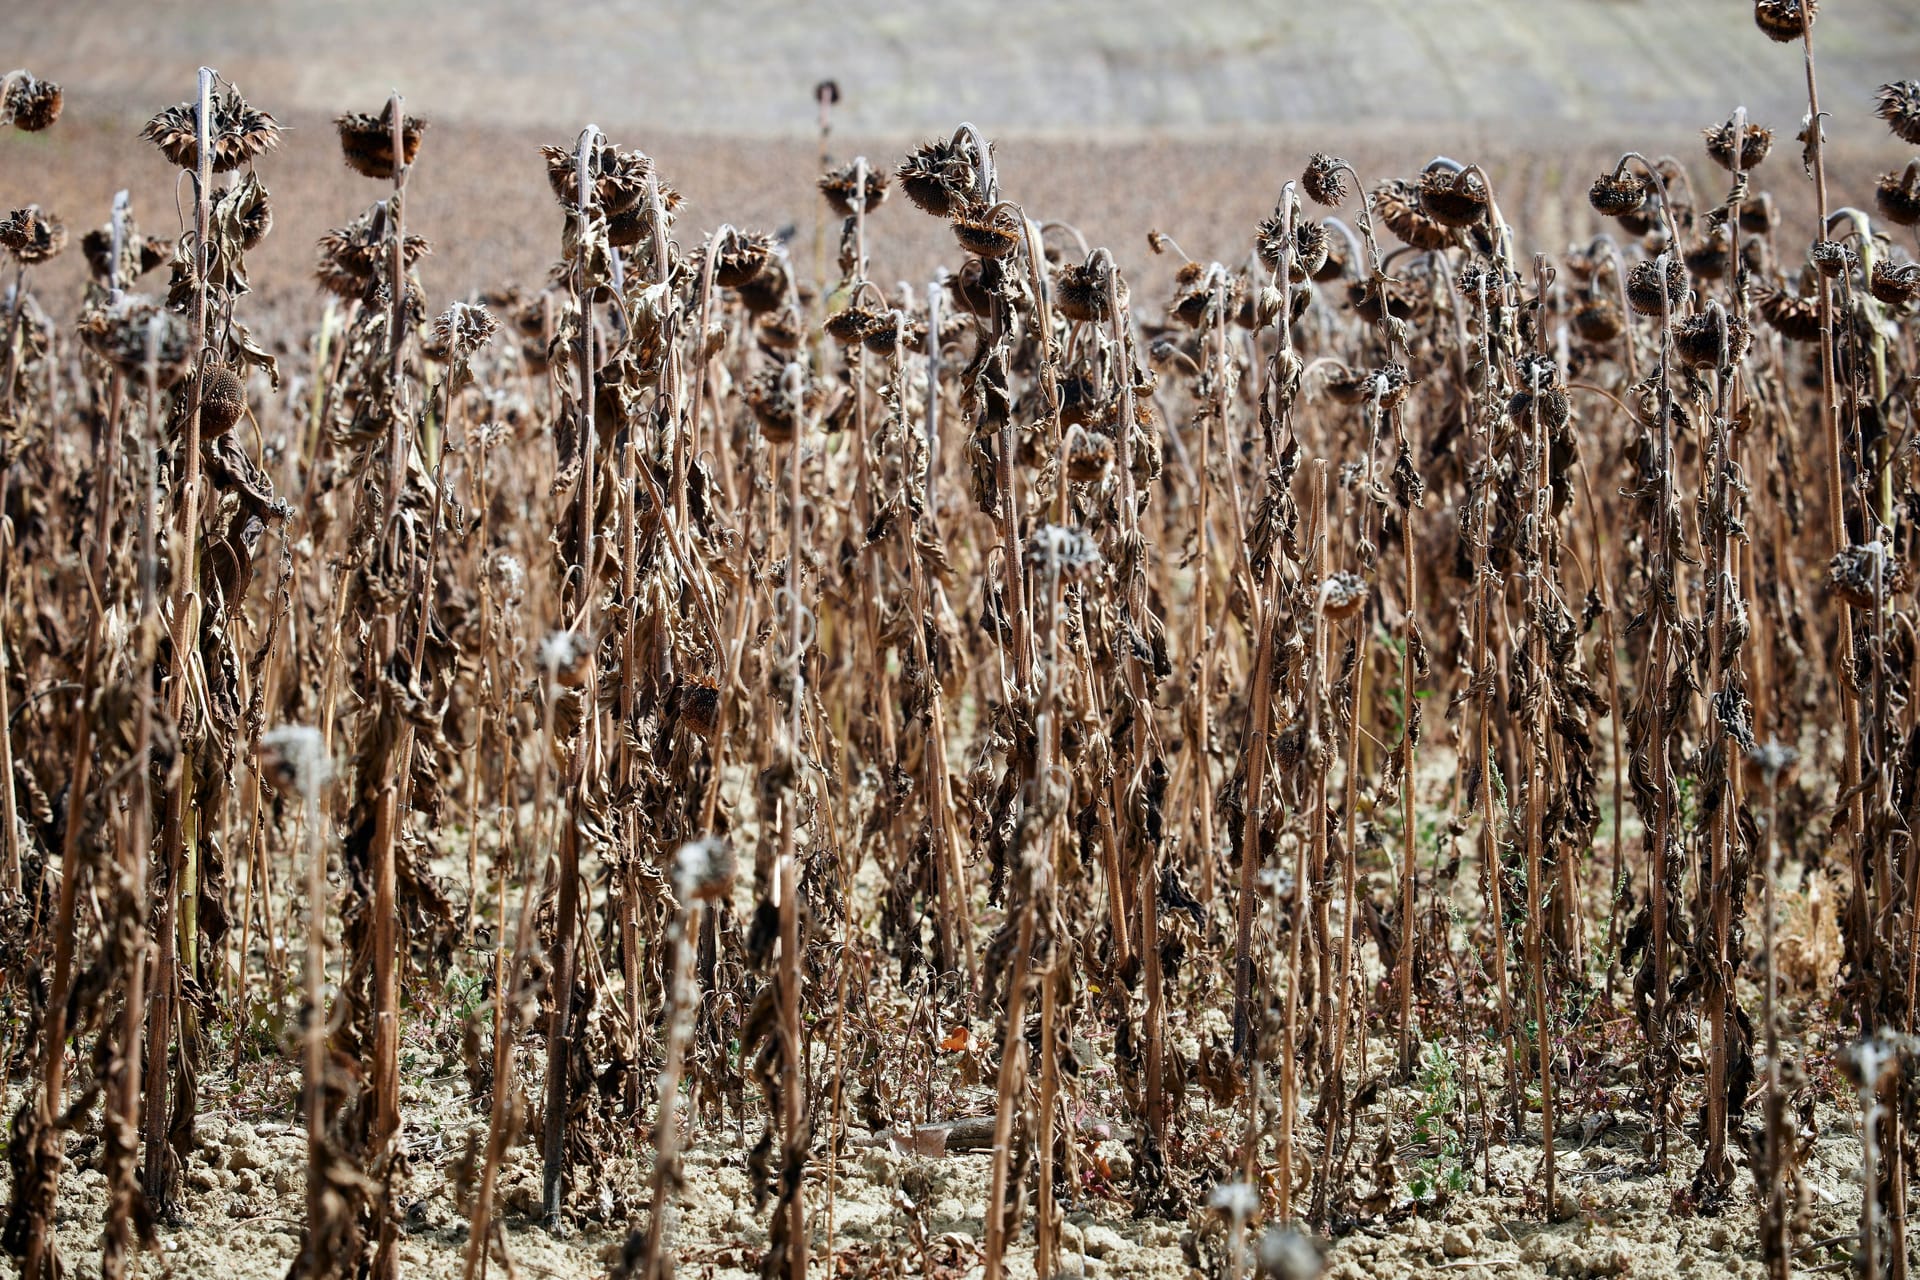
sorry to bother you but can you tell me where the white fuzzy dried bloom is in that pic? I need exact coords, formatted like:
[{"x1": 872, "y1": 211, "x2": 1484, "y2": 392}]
[
  {"x1": 1255, "y1": 1226, "x2": 1323, "y2": 1280},
  {"x1": 259, "y1": 724, "x2": 333, "y2": 800},
  {"x1": 492, "y1": 553, "x2": 526, "y2": 604},
  {"x1": 539, "y1": 628, "x2": 588, "y2": 675},
  {"x1": 1745, "y1": 739, "x2": 1797, "y2": 786},
  {"x1": 1207, "y1": 1180, "x2": 1259, "y2": 1222},
  {"x1": 673, "y1": 836, "x2": 736, "y2": 904},
  {"x1": 1025, "y1": 524, "x2": 1101, "y2": 577}
]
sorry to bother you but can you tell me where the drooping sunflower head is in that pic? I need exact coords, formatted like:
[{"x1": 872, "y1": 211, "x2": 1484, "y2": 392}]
[
  {"x1": 1753, "y1": 0, "x2": 1816, "y2": 42},
  {"x1": 3, "y1": 72, "x2": 62, "y2": 132},
  {"x1": 335, "y1": 101, "x2": 427, "y2": 180},
  {"x1": 142, "y1": 82, "x2": 279, "y2": 173},
  {"x1": 0, "y1": 206, "x2": 66, "y2": 265}
]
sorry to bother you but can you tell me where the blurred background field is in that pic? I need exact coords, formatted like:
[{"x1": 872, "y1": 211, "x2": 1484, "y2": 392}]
[{"x1": 5, "y1": 1, "x2": 1916, "y2": 321}]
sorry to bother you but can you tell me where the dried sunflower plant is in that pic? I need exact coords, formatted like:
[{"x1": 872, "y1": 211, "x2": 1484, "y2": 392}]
[{"x1": 2, "y1": 9, "x2": 1920, "y2": 1280}]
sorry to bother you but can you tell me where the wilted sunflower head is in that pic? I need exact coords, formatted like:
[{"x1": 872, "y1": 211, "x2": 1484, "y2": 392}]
[
  {"x1": 76, "y1": 293, "x2": 192, "y2": 381},
  {"x1": 143, "y1": 82, "x2": 279, "y2": 173},
  {"x1": 1616, "y1": 202, "x2": 1665, "y2": 240},
  {"x1": 823, "y1": 302, "x2": 888, "y2": 347},
  {"x1": 194, "y1": 361, "x2": 248, "y2": 436},
  {"x1": 1869, "y1": 258, "x2": 1920, "y2": 308},
  {"x1": 674, "y1": 676, "x2": 722, "y2": 737},
  {"x1": 3, "y1": 72, "x2": 62, "y2": 132},
  {"x1": 1456, "y1": 259, "x2": 1506, "y2": 305},
  {"x1": 1624, "y1": 256, "x2": 1688, "y2": 317},
  {"x1": 80, "y1": 226, "x2": 120, "y2": 283},
  {"x1": 1877, "y1": 165, "x2": 1920, "y2": 228},
  {"x1": 1372, "y1": 178, "x2": 1452, "y2": 251},
  {"x1": 1371, "y1": 361, "x2": 1416, "y2": 408},
  {"x1": 1057, "y1": 373, "x2": 1101, "y2": 427},
  {"x1": 1054, "y1": 256, "x2": 1123, "y2": 324},
  {"x1": 315, "y1": 202, "x2": 432, "y2": 299},
  {"x1": 1320, "y1": 362, "x2": 1375, "y2": 406},
  {"x1": 743, "y1": 363, "x2": 824, "y2": 444},
  {"x1": 858, "y1": 309, "x2": 911, "y2": 358},
  {"x1": 1254, "y1": 211, "x2": 1290, "y2": 273},
  {"x1": 755, "y1": 306, "x2": 806, "y2": 355},
  {"x1": 1064, "y1": 424, "x2": 1114, "y2": 482},
  {"x1": 1290, "y1": 221, "x2": 1331, "y2": 283},
  {"x1": 1753, "y1": 0, "x2": 1815, "y2": 42},
  {"x1": 605, "y1": 182, "x2": 682, "y2": 248},
  {"x1": 734, "y1": 253, "x2": 792, "y2": 315},
  {"x1": 543, "y1": 139, "x2": 660, "y2": 214},
  {"x1": 1507, "y1": 361, "x2": 1570, "y2": 428},
  {"x1": 1827, "y1": 541, "x2": 1905, "y2": 610},
  {"x1": 0, "y1": 206, "x2": 65, "y2": 265},
  {"x1": 1740, "y1": 192, "x2": 1779, "y2": 235},
  {"x1": 335, "y1": 101, "x2": 427, "y2": 180},
  {"x1": 81, "y1": 224, "x2": 171, "y2": 285},
  {"x1": 1672, "y1": 308, "x2": 1751, "y2": 370},
  {"x1": 1163, "y1": 256, "x2": 1231, "y2": 330},
  {"x1": 1561, "y1": 242, "x2": 1604, "y2": 282},
  {"x1": 1321, "y1": 361, "x2": 1413, "y2": 409},
  {"x1": 1514, "y1": 351, "x2": 1562, "y2": 394},
  {"x1": 1756, "y1": 282, "x2": 1823, "y2": 341},
  {"x1": 1302, "y1": 154, "x2": 1349, "y2": 208},
  {"x1": 428, "y1": 301, "x2": 498, "y2": 367},
  {"x1": 1809, "y1": 238, "x2": 1856, "y2": 279},
  {"x1": 1311, "y1": 222, "x2": 1351, "y2": 282},
  {"x1": 695, "y1": 227, "x2": 775, "y2": 289},
  {"x1": 1348, "y1": 275, "x2": 1421, "y2": 325},
  {"x1": 1254, "y1": 211, "x2": 1330, "y2": 282},
  {"x1": 951, "y1": 203, "x2": 1021, "y2": 260},
  {"x1": 1320, "y1": 572, "x2": 1368, "y2": 620},
  {"x1": 818, "y1": 160, "x2": 890, "y2": 218},
  {"x1": 1572, "y1": 296, "x2": 1624, "y2": 344},
  {"x1": 1416, "y1": 164, "x2": 1491, "y2": 229},
  {"x1": 896, "y1": 136, "x2": 981, "y2": 217},
  {"x1": 1684, "y1": 226, "x2": 1732, "y2": 281},
  {"x1": 1588, "y1": 170, "x2": 1650, "y2": 219},
  {"x1": 1703, "y1": 118, "x2": 1773, "y2": 172},
  {"x1": 1876, "y1": 81, "x2": 1920, "y2": 146}
]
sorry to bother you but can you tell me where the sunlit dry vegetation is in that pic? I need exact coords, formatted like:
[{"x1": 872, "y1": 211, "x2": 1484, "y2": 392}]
[{"x1": 5, "y1": 5, "x2": 1920, "y2": 1277}]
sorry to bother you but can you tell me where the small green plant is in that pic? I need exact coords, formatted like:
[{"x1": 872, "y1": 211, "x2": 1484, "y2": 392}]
[
  {"x1": 1408, "y1": 1041, "x2": 1468, "y2": 1202},
  {"x1": 445, "y1": 970, "x2": 487, "y2": 1025}
]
